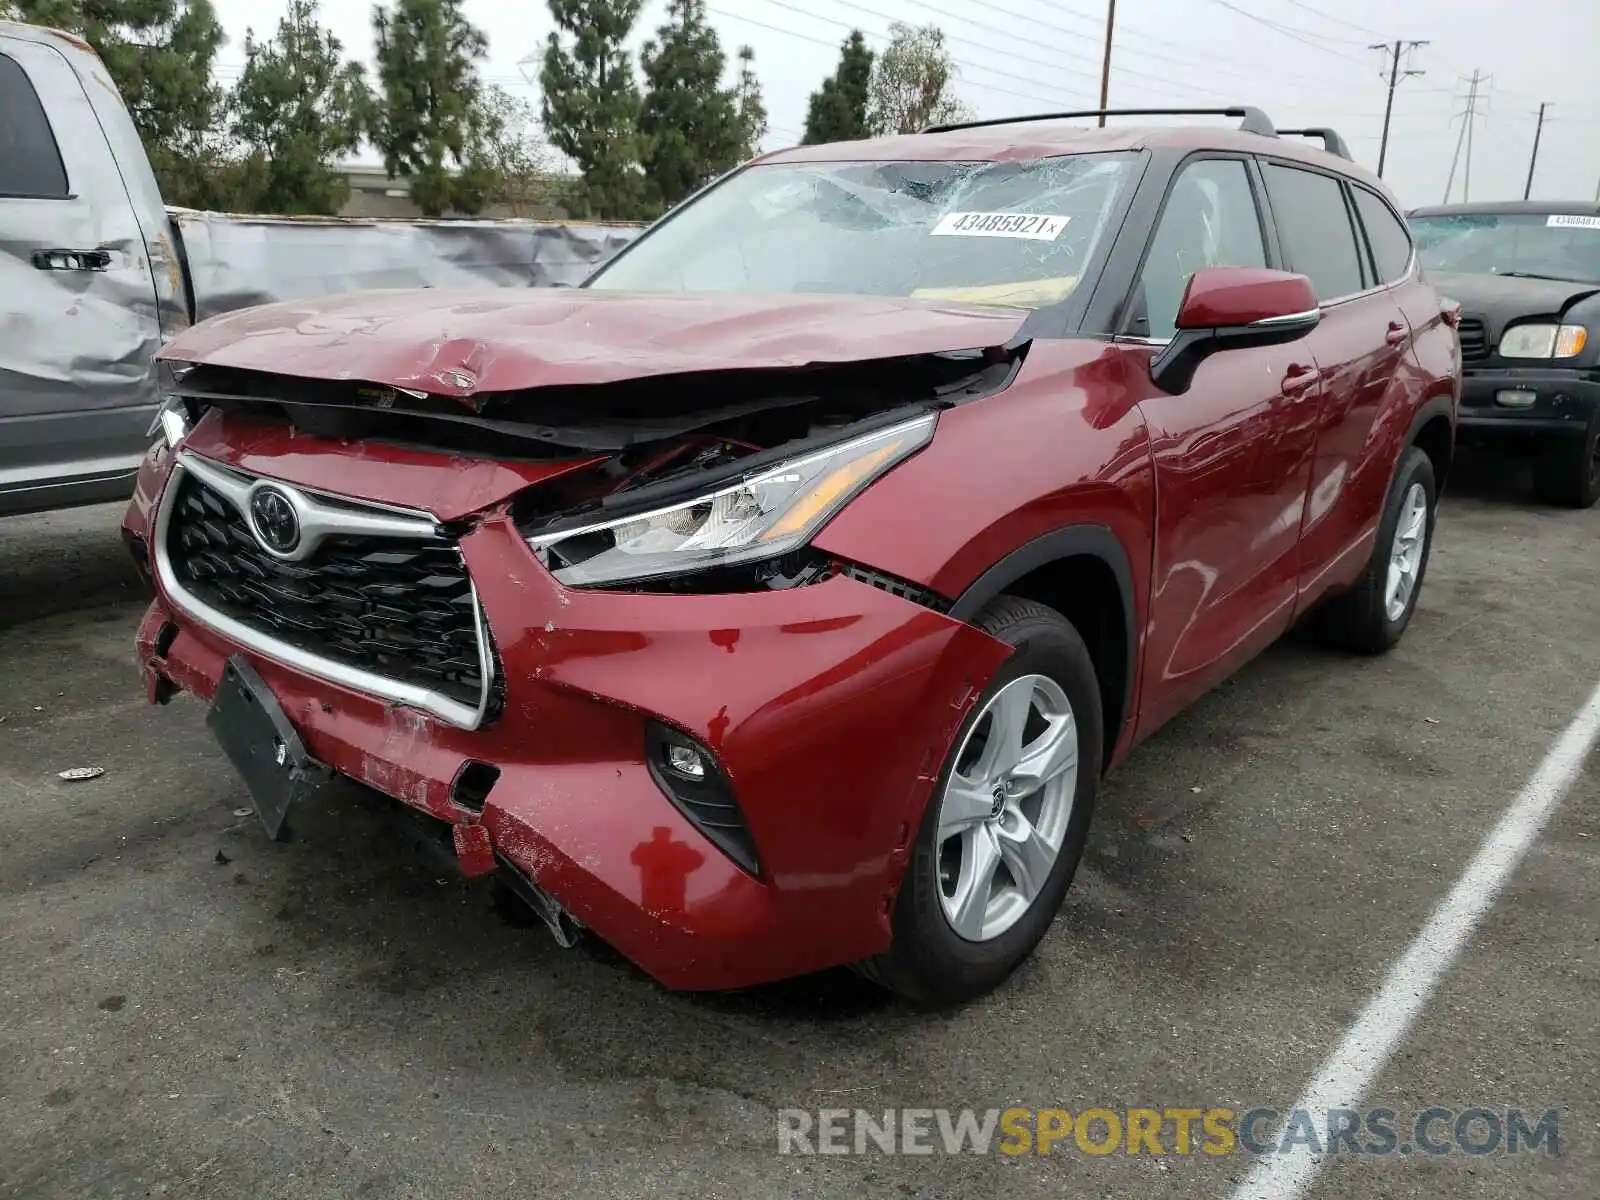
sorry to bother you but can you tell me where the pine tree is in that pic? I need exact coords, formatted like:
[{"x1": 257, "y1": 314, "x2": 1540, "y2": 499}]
[
  {"x1": 371, "y1": 0, "x2": 490, "y2": 217},
  {"x1": 867, "y1": 22, "x2": 973, "y2": 135},
  {"x1": 801, "y1": 30, "x2": 873, "y2": 145},
  {"x1": 732, "y1": 45, "x2": 767, "y2": 159},
  {"x1": 639, "y1": 0, "x2": 741, "y2": 208},
  {"x1": 231, "y1": 0, "x2": 370, "y2": 215},
  {"x1": 13, "y1": 0, "x2": 237, "y2": 208},
  {"x1": 540, "y1": 0, "x2": 646, "y2": 220}
]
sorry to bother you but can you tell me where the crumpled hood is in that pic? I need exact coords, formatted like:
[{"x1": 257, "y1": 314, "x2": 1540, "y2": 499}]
[
  {"x1": 1429, "y1": 270, "x2": 1600, "y2": 326},
  {"x1": 157, "y1": 287, "x2": 1028, "y2": 401}
]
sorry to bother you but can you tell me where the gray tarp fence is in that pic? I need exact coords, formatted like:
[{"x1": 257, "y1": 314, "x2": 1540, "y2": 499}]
[{"x1": 167, "y1": 210, "x2": 645, "y2": 322}]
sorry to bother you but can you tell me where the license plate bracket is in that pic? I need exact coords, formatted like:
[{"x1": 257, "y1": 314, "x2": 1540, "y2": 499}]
[{"x1": 206, "y1": 655, "x2": 323, "y2": 841}]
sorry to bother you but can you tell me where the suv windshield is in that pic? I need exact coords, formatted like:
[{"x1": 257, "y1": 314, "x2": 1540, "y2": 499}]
[
  {"x1": 1411, "y1": 212, "x2": 1600, "y2": 284},
  {"x1": 586, "y1": 153, "x2": 1137, "y2": 309}
]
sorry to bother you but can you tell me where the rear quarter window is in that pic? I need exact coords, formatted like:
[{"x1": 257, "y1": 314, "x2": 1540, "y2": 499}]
[
  {"x1": 1263, "y1": 163, "x2": 1365, "y2": 301},
  {"x1": 1352, "y1": 187, "x2": 1414, "y2": 284},
  {"x1": 0, "y1": 51, "x2": 70, "y2": 199}
]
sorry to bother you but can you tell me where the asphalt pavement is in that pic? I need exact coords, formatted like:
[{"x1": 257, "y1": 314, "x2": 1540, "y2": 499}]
[{"x1": 1, "y1": 453, "x2": 1596, "y2": 1199}]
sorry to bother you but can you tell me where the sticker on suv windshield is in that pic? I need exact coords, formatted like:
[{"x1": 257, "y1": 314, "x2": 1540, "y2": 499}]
[
  {"x1": 931, "y1": 212, "x2": 1070, "y2": 240},
  {"x1": 1547, "y1": 214, "x2": 1600, "y2": 229}
]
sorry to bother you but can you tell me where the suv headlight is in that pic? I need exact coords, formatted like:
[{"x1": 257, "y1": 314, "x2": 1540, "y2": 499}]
[
  {"x1": 1498, "y1": 323, "x2": 1588, "y2": 358},
  {"x1": 146, "y1": 396, "x2": 191, "y2": 448},
  {"x1": 527, "y1": 414, "x2": 936, "y2": 587}
]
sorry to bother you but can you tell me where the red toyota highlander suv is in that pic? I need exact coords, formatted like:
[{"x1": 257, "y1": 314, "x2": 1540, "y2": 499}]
[{"x1": 122, "y1": 108, "x2": 1460, "y2": 1005}]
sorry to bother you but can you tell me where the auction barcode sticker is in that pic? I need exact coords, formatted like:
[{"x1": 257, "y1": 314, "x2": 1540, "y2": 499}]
[
  {"x1": 1547, "y1": 214, "x2": 1600, "y2": 229},
  {"x1": 931, "y1": 212, "x2": 1070, "y2": 240}
]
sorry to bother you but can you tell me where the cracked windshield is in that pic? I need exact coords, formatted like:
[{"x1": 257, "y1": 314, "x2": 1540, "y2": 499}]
[
  {"x1": 590, "y1": 154, "x2": 1136, "y2": 308},
  {"x1": 1412, "y1": 212, "x2": 1600, "y2": 283}
]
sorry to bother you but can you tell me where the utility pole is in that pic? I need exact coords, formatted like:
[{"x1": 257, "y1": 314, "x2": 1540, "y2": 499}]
[
  {"x1": 1465, "y1": 78, "x2": 1480, "y2": 201},
  {"x1": 1371, "y1": 39, "x2": 1428, "y2": 177},
  {"x1": 1523, "y1": 102, "x2": 1549, "y2": 199},
  {"x1": 1097, "y1": 0, "x2": 1116, "y2": 126},
  {"x1": 1443, "y1": 70, "x2": 1487, "y2": 203}
]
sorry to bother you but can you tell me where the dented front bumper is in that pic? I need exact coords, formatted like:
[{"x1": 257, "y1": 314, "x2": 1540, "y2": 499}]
[{"x1": 124, "y1": 438, "x2": 1009, "y2": 990}]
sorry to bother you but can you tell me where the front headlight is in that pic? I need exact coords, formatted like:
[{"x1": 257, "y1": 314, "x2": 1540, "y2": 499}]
[
  {"x1": 146, "y1": 396, "x2": 191, "y2": 448},
  {"x1": 1498, "y1": 323, "x2": 1588, "y2": 358},
  {"x1": 527, "y1": 414, "x2": 936, "y2": 587}
]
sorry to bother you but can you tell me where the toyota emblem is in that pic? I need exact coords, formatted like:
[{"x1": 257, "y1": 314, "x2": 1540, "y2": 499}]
[{"x1": 249, "y1": 486, "x2": 301, "y2": 554}]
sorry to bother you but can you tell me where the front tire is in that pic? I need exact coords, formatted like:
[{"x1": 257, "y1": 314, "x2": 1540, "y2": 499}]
[
  {"x1": 857, "y1": 596, "x2": 1103, "y2": 1006},
  {"x1": 1315, "y1": 445, "x2": 1438, "y2": 654}
]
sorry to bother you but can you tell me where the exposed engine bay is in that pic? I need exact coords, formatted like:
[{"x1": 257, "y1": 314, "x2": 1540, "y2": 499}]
[{"x1": 162, "y1": 347, "x2": 1023, "y2": 538}]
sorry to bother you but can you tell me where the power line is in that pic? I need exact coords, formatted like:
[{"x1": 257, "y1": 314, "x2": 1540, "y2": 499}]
[
  {"x1": 704, "y1": 4, "x2": 1090, "y2": 110},
  {"x1": 757, "y1": 0, "x2": 1101, "y2": 91},
  {"x1": 739, "y1": 0, "x2": 1255, "y2": 112},
  {"x1": 788, "y1": 0, "x2": 1392, "y2": 97},
  {"x1": 764, "y1": 0, "x2": 1240, "y2": 100},
  {"x1": 1204, "y1": 0, "x2": 1376, "y2": 62},
  {"x1": 1272, "y1": 0, "x2": 1389, "y2": 38}
]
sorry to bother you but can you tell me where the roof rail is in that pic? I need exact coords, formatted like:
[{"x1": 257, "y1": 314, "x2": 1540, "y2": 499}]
[
  {"x1": 1277, "y1": 127, "x2": 1353, "y2": 161},
  {"x1": 922, "y1": 106, "x2": 1278, "y2": 137}
]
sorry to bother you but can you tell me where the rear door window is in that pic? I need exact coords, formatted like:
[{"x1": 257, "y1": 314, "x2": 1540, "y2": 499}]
[
  {"x1": 0, "y1": 51, "x2": 69, "y2": 198},
  {"x1": 1263, "y1": 163, "x2": 1365, "y2": 301},
  {"x1": 1352, "y1": 187, "x2": 1414, "y2": 284}
]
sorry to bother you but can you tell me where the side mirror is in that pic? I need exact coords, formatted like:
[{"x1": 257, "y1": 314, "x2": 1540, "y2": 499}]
[{"x1": 1150, "y1": 267, "x2": 1321, "y2": 394}]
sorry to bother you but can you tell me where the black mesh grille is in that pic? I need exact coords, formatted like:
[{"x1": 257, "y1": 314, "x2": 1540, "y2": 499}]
[
  {"x1": 166, "y1": 472, "x2": 486, "y2": 709},
  {"x1": 1458, "y1": 317, "x2": 1489, "y2": 362}
]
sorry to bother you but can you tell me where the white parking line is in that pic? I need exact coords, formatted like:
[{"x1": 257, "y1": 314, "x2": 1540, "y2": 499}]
[{"x1": 1229, "y1": 677, "x2": 1600, "y2": 1200}]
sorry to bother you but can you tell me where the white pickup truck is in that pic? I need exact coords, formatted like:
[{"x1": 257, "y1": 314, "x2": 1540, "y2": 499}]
[{"x1": 0, "y1": 20, "x2": 637, "y2": 518}]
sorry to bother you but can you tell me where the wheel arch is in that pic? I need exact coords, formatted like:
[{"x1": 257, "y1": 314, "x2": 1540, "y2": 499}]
[
  {"x1": 947, "y1": 525, "x2": 1137, "y2": 764},
  {"x1": 1405, "y1": 392, "x2": 1456, "y2": 492}
]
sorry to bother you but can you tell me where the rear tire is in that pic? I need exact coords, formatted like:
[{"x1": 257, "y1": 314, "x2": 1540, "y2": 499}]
[
  {"x1": 1315, "y1": 445, "x2": 1437, "y2": 654},
  {"x1": 1533, "y1": 418, "x2": 1600, "y2": 509},
  {"x1": 857, "y1": 596, "x2": 1103, "y2": 1007}
]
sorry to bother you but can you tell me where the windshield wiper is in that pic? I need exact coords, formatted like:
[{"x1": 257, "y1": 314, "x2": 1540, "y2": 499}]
[{"x1": 1496, "y1": 270, "x2": 1596, "y2": 283}]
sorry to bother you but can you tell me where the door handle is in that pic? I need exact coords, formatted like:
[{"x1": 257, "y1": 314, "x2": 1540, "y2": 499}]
[
  {"x1": 1385, "y1": 321, "x2": 1409, "y2": 346},
  {"x1": 31, "y1": 248, "x2": 112, "y2": 272},
  {"x1": 1281, "y1": 364, "x2": 1318, "y2": 394}
]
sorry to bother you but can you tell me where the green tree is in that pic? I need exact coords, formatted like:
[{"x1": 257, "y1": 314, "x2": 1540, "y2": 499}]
[
  {"x1": 230, "y1": 0, "x2": 370, "y2": 214},
  {"x1": 13, "y1": 0, "x2": 237, "y2": 208},
  {"x1": 371, "y1": 0, "x2": 490, "y2": 217},
  {"x1": 801, "y1": 29, "x2": 872, "y2": 145},
  {"x1": 867, "y1": 22, "x2": 972, "y2": 135},
  {"x1": 732, "y1": 44, "x2": 767, "y2": 158},
  {"x1": 639, "y1": 0, "x2": 741, "y2": 208},
  {"x1": 540, "y1": 0, "x2": 646, "y2": 220}
]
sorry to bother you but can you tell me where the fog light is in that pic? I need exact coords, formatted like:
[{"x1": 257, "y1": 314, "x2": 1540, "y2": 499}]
[
  {"x1": 644, "y1": 722, "x2": 760, "y2": 875},
  {"x1": 666, "y1": 743, "x2": 706, "y2": 779},
  {"x1": 1495, "y1": 389, "x2": 1537, "y2": 408}
]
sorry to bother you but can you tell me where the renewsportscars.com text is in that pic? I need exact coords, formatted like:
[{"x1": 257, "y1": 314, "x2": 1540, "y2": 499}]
[{"x1": 776, "y1": 1106, "x2": 1561, "y2": 1157}]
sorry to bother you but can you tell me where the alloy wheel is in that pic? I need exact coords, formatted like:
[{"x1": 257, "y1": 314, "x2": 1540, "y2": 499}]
[
  {"x1": 1385, "y1": 482, "x2": 1428, "y2": 622},
  {"x1": 934, "y1": 674, "x2": 1079, "y2": 942}
]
